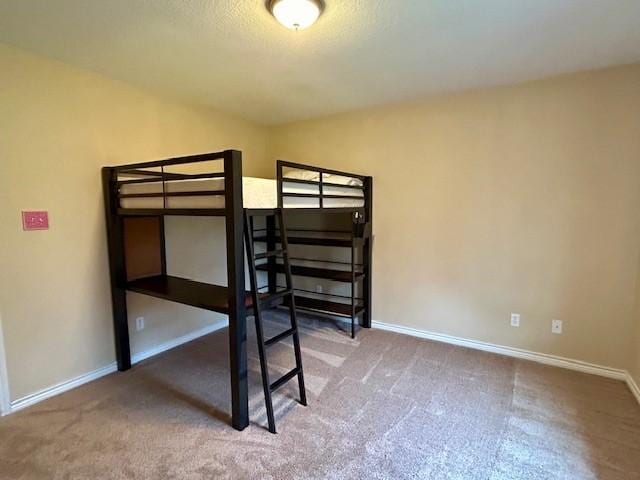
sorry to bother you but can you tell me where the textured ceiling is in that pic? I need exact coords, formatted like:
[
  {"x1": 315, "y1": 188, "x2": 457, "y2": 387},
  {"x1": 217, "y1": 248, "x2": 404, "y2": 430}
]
[{"x1": 1, "y1": 0, "x2": 640, "y2": 125}]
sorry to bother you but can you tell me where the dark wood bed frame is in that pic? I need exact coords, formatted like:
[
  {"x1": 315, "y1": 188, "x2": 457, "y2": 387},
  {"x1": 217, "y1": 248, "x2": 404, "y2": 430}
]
[{"x1": 102, "y1": 149, "x2": 372, "y2": 431}]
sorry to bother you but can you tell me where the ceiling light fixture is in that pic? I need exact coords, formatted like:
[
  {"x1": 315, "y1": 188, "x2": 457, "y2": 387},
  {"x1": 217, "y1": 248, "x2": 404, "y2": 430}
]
[{"x1": 269, "y1": 0, "x2": 324, "y2": 30}]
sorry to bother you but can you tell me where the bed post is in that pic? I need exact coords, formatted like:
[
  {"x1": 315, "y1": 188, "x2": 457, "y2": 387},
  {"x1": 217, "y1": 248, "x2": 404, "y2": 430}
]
[
  {"x1": 276, "y1": 160, "x2": 283, "y2": 209},
  {"x1": 224, "y1": 150, "x2": 249, "y2": 431},
  {"x1": 269, "y1": 161, "x2": 283, "y2": 293},
  {"x1": 363, "y1": 176, "x2": 373, "y2": 329},
  {"x1": 102, "y1": 167, "x2": 132, "y2": 371}
]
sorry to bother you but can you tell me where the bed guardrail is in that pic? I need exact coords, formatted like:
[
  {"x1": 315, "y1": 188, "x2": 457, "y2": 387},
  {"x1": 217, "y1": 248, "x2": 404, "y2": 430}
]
[
  {"x1": 112, "y1": 151, "x2": 230, "y2": 212},
  {"x1": 276, "y1": 160, "x2": 370, "y2": 213}
]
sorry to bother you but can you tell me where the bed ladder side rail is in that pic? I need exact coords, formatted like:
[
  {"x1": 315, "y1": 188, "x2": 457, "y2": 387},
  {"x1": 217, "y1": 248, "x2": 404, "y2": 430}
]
[{"x1": 244, "y1": 208, "x2": 307, "y2": 434}]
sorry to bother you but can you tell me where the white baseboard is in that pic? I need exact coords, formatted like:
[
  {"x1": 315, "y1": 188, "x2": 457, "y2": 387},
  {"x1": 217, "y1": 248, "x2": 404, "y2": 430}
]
[
  {"x1": 9, "y1": 363, "x2": 118, "y2": 413},
  {"x1": 131, "y1": 320, "x2": 228, "y2": 364},
  {"x1": 8, "y1": 320, "x2": 228, "y2": 414},
  {"x1": 627, "y1": 372, "x2": 640, "y2": 405},
  {"x1": 0, "y1": 314, "x2": 11, "y2": 416},
  {"x1": 372, "y1": 320, "x2": 628, "y2": 381},
  {"x1": 376, "y1": 319, "x2": 640, "y2": 406}
]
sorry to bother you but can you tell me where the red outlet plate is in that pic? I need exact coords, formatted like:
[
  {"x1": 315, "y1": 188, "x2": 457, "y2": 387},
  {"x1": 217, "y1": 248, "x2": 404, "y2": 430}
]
[{"x1": 22, "y1": 211, "x2": 49, "y2": 230}]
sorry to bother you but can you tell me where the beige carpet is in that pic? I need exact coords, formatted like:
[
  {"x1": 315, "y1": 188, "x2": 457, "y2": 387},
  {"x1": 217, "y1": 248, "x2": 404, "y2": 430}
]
[{"x1": 1, "y1": 311, "x2": 639, "y2": 480}]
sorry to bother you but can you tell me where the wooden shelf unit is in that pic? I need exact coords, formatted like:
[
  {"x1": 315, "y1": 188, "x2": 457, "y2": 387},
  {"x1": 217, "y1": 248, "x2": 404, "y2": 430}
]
[{"x1": 252, "y1": 212, "x2": 370, "y2": 338}]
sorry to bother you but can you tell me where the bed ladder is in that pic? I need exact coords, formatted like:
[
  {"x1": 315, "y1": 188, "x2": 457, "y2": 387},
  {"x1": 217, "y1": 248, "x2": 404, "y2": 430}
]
[{"x1": 244, "y1": 208, "x2": 307, "y2": 434}]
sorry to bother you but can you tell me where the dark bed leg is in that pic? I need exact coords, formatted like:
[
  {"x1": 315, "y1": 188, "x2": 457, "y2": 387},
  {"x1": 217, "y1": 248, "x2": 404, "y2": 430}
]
[
  {"x1": 224, "y1": 150, "x2": 249, "y2": 431},
  {"x1": 102, "y1": 167, "x2": 132, "y2": 371},
  {"x1": 363, "y1": 176, "x2": 373, "y2": 329}
]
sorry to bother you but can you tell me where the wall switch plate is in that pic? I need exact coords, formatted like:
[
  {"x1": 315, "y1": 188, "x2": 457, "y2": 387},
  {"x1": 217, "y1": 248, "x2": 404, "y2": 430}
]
[
  {"x1": 510, "y1": 313, "x2": 520, "y2": 327},
  {"x1": 552, "y1": 319, "x2": 563, "y2": 334},
  {"x1": 22, "y1": 211, "x2": 49, "y2": 230},
  {"x1": 316, "y1": 285, "x2": 323, "y2": 294},
  {"x1": 136, "y1": 317, "x2": 145, "y2": 331}
]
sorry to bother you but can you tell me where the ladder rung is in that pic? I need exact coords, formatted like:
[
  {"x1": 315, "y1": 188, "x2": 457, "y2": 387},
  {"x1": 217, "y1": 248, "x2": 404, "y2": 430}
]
[
  {"x1": 265, "y1": 327, "x2": 296, "y2": 347},
  {"x1": 259, "y1": 289, "x2": 293, "y2": 306},
  {"x1": 270, "y1": 367, "x2": 300, "y2": 392},
  {"x1": 255, "y1": 249, "x2": 284, "y2": 260}
]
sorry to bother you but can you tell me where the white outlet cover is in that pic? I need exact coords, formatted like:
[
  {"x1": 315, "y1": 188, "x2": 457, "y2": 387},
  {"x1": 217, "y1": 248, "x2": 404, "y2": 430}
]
[
  {"x1": 316, "y1": 285, "x2": 323, "y2": 293},
  {"x1": 136, "y1": 317, "x2": 145, "y2": 331},
  {"x1": 552, "y1": 319, "x2": 563, "y2": 334},
  {"x1": 510, "y1": 313, "x2": 520, "y2": 327}
]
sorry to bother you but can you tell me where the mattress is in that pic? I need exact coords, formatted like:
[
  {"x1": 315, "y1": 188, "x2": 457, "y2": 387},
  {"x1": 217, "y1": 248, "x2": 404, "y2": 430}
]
[{"x1": 119, "y1": 176, "x2": 364, "y2": 209}]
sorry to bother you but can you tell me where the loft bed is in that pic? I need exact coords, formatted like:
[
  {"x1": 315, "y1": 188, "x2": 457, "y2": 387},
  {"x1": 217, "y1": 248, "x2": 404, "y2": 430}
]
[{"x1": 102, "y1": 149, "x2": 373, "y2": 431}]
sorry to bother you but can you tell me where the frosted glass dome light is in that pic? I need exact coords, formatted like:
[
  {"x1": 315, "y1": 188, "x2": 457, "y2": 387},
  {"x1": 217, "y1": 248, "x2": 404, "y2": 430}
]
[{"x1": 269, "y1": 0, "x2": 323, "y2": 30}]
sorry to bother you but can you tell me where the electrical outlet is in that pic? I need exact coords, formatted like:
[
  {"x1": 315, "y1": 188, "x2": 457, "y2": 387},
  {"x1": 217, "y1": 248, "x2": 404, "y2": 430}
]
[
  {"x1": 316, "y1": 285, "x2": 323, "y2": 294},
  {"x1": 510, "y1": 313, "x2": 520, "y2": 327},
  {"x1": 552, "y1": 319, "x2": 563, "y2": 334},
  {"x1": 136, "y1": 317, "x2": 145, "y2": 331}
]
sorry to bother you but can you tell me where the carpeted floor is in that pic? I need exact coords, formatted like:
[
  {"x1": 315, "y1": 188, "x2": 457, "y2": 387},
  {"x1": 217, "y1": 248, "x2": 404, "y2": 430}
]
[{"x1": 1, "y1": 311, "x2": 639, "y2": 480}]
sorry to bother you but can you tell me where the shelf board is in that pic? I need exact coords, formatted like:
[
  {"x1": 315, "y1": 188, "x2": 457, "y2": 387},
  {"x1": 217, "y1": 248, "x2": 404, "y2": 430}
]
[
  {"x1": 127, "y1": 275, "x2": 254, "y2": 314},
  {"x1": 285, "y1": 295, "x2": 364, "y2": 318},
  {"x1": 256, "y1": 263, "x2": 363, "y2": 283},
  {"x1": 253, "y1": 235, "x2": 355, "y2": 248}
]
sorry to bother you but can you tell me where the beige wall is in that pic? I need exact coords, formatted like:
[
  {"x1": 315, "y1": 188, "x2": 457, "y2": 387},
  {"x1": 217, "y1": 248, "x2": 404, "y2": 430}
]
[
  {"x1": 633, "y1": 255, "x2": 640, "y2": 388},
  {"x1": 0, "y1": 44, "x2": 270, "y2": 401},
  {"x1": 269, "y1": 64, "x2": 640, "y2": 372}
]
